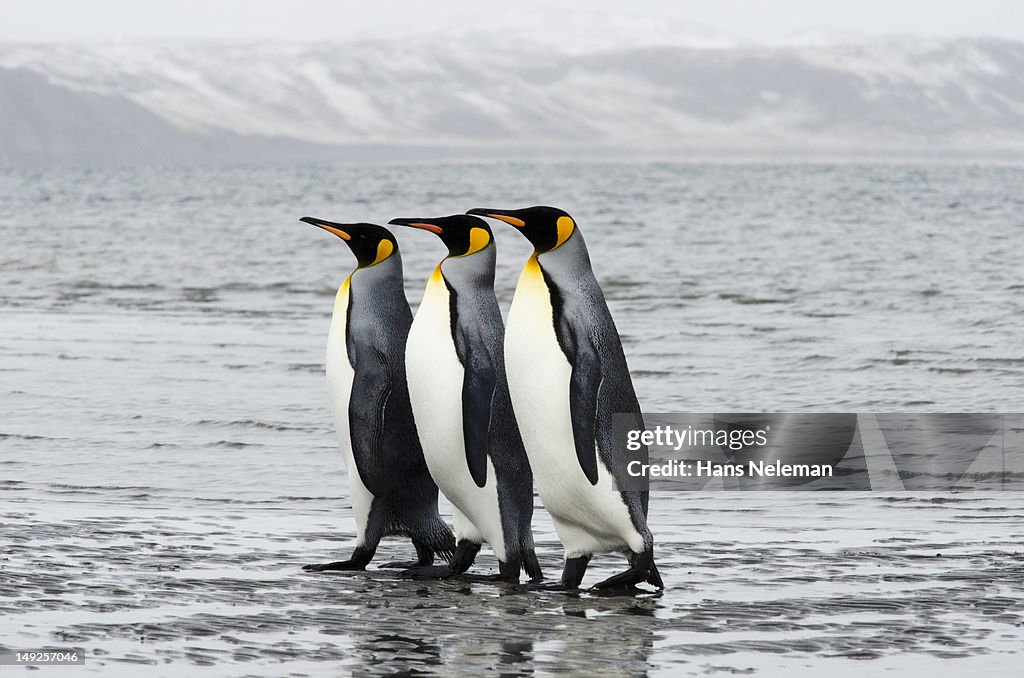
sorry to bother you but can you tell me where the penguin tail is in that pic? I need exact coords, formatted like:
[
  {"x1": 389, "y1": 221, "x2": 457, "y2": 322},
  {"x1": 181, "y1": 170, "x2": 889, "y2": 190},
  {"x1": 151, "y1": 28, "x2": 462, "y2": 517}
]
[
  {"x1": 646, "y1": 559, "x2": 664, "y2": 590},
  {"x1": 522, "y1": 547, "x2": 543, "y2": 582},
  {"x1": 517, "y1": 531, "x2": 543, "y2": 581},
  {"x1": 420, "y1": 516, "x2": 456, "y2": 562}
]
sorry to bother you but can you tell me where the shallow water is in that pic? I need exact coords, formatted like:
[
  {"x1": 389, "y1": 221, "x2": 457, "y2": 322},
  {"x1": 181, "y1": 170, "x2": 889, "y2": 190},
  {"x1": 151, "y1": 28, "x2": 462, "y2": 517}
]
[{"x1": 1, "y1": 163, "x2": 1023, "y2": 675}]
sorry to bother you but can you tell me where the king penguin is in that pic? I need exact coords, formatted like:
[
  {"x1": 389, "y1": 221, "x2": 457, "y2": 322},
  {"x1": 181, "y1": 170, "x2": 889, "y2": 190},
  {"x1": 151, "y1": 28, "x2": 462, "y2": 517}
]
[
  {"x1": 299, "y1": 217, "x2": 456, "y2": 573},
  {"x1": 466, "y1": 206, "x2": 664, "y2": 591},
  {"x1": 388, "y1": 214, "x2": 542, "y2": 583}
]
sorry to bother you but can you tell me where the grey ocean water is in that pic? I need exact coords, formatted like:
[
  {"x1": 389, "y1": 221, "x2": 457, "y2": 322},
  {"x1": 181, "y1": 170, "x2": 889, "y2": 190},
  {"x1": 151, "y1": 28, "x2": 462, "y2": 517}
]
[{"x1": 1, "y1": 163, "x2": 1023, "y2": 676}]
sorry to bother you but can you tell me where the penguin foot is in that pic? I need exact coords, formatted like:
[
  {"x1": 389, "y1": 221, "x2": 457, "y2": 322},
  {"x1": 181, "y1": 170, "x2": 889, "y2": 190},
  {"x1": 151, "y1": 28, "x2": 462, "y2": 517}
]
[
  {"x1": 589, "y1": 583, "x2": 645, "y2": 596},
  {"x1": 591, "y1": 566, "x2": 650, "y2": 590},
  {"x1": 302, "y1": 545, "x2": 374, "y2": 572},
  {"x1": 591, "y1": 547, "x2": 663, "y2": 592},
  {"x1": 455, "y1": 572, "x2": 519, "y2": 584},
  {"x1": 448, "y1": 539, "x2": 482, "y2": 574},
  {"x1": 377, "y1": 560, "x2": 423, "y2": 569},
  {"x1": 527, "y1": 580, "x2": 579, "y2": 592},
  {"x1": 302, "y1": 561, "x2": 366, "y2": 572},
  {"x1": 498, "y1": 557, "x2": 538, "y2": 584},
  {"x1": 397, "y1": 565, "x2": 456, "y2": 579},
  {"x1": 529, "y1": 555, "x2": 589, "y2": 591}
]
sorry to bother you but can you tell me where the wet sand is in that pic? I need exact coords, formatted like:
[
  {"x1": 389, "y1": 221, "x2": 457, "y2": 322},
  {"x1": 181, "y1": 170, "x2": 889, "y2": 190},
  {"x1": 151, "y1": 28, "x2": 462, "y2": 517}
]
[{"x1": 2, "y1": 492, "x2": 1022, "y2": 676}]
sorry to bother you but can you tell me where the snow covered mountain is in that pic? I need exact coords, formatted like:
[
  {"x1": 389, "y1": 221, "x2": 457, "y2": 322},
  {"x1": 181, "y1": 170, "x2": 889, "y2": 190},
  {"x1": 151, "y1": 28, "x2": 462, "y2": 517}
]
[{"x1": 2, "y1": 28, "x2": 1023, "y2": 165}]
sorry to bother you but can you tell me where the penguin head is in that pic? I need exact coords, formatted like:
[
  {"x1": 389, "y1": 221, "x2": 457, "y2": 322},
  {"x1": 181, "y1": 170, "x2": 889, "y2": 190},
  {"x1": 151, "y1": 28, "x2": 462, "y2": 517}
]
[
  {"x1": 300, "y1": 217, "x2": 398, "y2": 268},
  {"x1": 466, "y1": 206, "x2": 576, "y2": 253},
  {"x1": 388, "y1": 215, "x2": 493, "y2": 258}
]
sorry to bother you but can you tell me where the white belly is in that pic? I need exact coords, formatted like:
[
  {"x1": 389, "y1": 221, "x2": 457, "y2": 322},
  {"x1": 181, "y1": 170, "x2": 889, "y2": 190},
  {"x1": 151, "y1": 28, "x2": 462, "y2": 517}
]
[
  {"x1": 325, "y1": 278, "x2": 375, "y2": 545},
  {"x1": 505, "y1": 257, "x2": 644, "y2": 557},
  {"x1": 407, "y1": 269, "x2": 506, "y2": 561}
]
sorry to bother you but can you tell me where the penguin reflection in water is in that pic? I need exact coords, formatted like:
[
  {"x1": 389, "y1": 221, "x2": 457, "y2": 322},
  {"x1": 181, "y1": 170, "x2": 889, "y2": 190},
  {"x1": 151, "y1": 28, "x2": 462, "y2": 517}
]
[
  {"x1": 468, "y1": 206, "x2": 664, "y2": 591},
  {"x1": 389, "y1": 214, "x2": 542, "y2": 583},
  {"x1": 299, "y1": 217, "x2": 456, "y2": 572}
]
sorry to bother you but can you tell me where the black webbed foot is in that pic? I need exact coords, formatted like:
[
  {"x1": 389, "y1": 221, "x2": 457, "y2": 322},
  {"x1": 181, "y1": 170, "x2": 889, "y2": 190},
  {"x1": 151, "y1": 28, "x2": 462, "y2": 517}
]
[
  {"x1": 527, "y1": 554, "x2": 590, "y2": 591},
  {"x1": 302, "y1": 545, "x2": 374, "y2": 572},
  {"x1": 591, "y1": 566, "x2": 649, "y2": 589},
  {"x1": 454, "y1": 572, "x2": 519, "y2": 584},
  {"x1": 589, "y1": 583, "x2": 645, "y2": 596},
  {"x1": 398, "y1": 565, "x2": 457, "y2": 579},
  {"x1": 529, "y1": 580, "x2": 577, "y2": 591},
  {"x1": 302, "y1": 560, "x2": 366, "y2": 572},
  {"x1": 592, "y1": 546, "x2": 663, "y2": 591},
  {"x1": 377, "y1": 560, "x2": 423, "y2": 569}
]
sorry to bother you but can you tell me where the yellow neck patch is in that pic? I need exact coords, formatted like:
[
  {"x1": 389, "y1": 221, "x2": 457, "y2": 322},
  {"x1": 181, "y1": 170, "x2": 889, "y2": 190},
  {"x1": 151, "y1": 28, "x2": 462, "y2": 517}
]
[
  {"x1": 365, "y1": 239, "x2": 394, "y2": 268},
  {"x1": 429, "y1": 264, "x2": 444, "y2": 284},
  {"x1": 334, "y1": 275, "x2": 351, "y2": 314},
  {"x1": 456, "y1": 227, "x2": 490, "y2": 257},
  {"x1": 524, "y1": 252, "x2": 541, "y2": 274},
  {"x1": 553, "y1": 216, "x2": 575, "y2": 250}
]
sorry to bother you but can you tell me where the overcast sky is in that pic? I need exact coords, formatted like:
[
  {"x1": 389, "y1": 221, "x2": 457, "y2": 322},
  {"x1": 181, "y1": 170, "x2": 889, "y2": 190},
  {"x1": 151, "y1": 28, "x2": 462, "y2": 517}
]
[{"x1": 1, "y1": 0, "x2": 1022, "y2": 43}]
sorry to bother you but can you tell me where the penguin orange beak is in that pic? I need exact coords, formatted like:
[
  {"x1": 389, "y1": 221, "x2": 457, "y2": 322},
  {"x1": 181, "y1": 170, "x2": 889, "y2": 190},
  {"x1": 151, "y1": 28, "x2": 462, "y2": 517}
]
[
  {"x1": 466, "y1": 208, "x2": 525, "y2": 228},
  {"x1": 388, "y1": 217, "x2": 443, "y2": 234},
  {"x1": 300, "y1": 216, "x2": 351, "y2": 240}
]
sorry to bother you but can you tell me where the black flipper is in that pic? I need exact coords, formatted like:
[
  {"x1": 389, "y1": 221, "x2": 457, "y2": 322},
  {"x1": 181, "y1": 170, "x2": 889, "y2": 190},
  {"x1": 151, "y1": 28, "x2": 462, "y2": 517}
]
[
  {"x1": 569, "y1": 340, "x2": 601, "y2": 485},
  {"x1": 460, "y1": 347, "x2": 496, "y2": 488},
  {"x1": 543, "y1": 264, "x2": 602, "y2": 486},
  {"x1": 347, "y1": 347, "x2": 393, "y2": 485}
]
